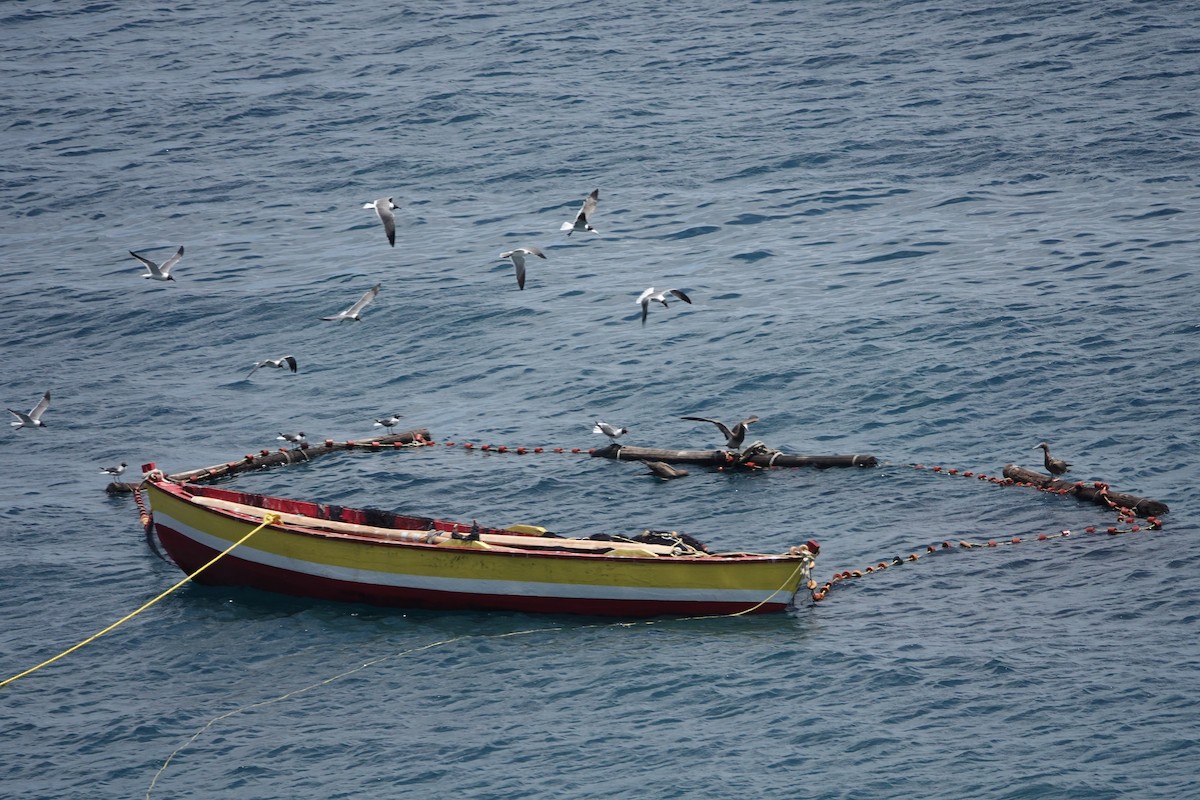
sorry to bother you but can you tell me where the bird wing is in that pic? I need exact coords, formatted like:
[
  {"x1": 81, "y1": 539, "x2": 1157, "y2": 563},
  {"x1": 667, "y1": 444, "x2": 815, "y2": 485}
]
[
  {"x1": 8, "y1": 408, "x2": 32, "y2": 425},
  {"x1": 514, "y1": 256, "x2": 526, "y2": 290},
  {"x1": 247, "y1": 361, "x2": 264, "y2": 377},
  {"x1": 30, "y1": 390, "x2": 50, "y2": 421},
  {"x1": 283, "y1": 355, "x2": 297, "y2": 373},
  {"x1": 378, "y1": 202, "x2": 396, "y2": 247},
  {"x1": 737, "y1": 415, "x2": 760, "y2": 428},
  {"x1": 669, "y1": 289, "x2": 692, "y2": 304},
  {"x1": 159, "y1": 246, "x2": 184, "y2": 276},
  {"x1": 579, "y1": 188, "x2": 599, "y2": 222},
  {"x1": 129, "y1": 251, "x2": 161, "y2": 275},
  {"x1": 525, "y1": 246, "x2": 547, "y2": 259},
  {"x1": 681, "y1": 416, "x2": 734, "y2": 439},
  {"x1": 347, "y1": 283, "x2": 382, "y2": 315}
]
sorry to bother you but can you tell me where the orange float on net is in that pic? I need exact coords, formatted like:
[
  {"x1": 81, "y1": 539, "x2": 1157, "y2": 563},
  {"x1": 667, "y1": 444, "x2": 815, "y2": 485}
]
[
  {"x1": 571, "y1": 448, "x2": 581, "y2": 453},
  {"x1": 463, "y1": 443, "x2": 474, "y2": 449},
  {"x1": 1038, "y1": 533, "x2": 1048, "y2": 541},
  {"x1": 496, "y1": 446, "x2": 508, "y2": 453},
  {"x1": 1011, "y1": 537, "x2": 1021, "y2": 544}
]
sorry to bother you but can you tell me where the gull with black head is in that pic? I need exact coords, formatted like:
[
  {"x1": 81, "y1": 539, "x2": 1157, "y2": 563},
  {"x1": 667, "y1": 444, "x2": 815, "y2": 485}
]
[
  {"x1": 499, "y1": 246, "x2": 547, "y2": 290},
  {"x1": 363, "y1": 197, "x2": 398, "y2": 247},
  {"x1": 561, "y1": 189, "x2": 600, "y2": 236},
  {"x1": 248, "y1": 355, "x2": 298, "y2": 378},
  {"x1": 638, "y1": 287, "x2": 692, "y2": 324},
  {"x1": 322, "y1": 283, "x2": 381, "y2": 322},
  {"x1": 8, "y1": 390, "x2": 51, "y2": 430},
  {"x1": 130, "y1": 246, "x2": 184, "y2": 282}
]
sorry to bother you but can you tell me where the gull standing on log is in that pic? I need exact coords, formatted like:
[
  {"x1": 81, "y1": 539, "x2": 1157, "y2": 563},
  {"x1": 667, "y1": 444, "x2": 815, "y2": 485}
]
[
  {"x1": 8, "y1": 390, "x2": 51, "y2": 430},
  {"x1": 681, "y1": 414, "x2": 760, "y2": 449},
  {"x1": 1036, "y1": 441, "x2": 1071, "y2": 477},
  {"x1": 247, "y1": 355, "x2": 298, "y2": 378},
  {"x1": 374, "y1": 414, "x2": 402, "y2": 432},
  {"x1": 593, "y1": 420, "x2": 629, "y2": 441},
  {"x1": 100, "y1": 462, "x2": 127, "y2": 478},
  {"x1": 321, "y1": 283, "x2": 381, "y2": 321},
  {"x1": 277, "y1": 432, "x2": 307, "y2": 444},
  {"x1": 638, "y1": 287, "x2": 692, "y2": 324},
  {"x1": 561, "y1": 189, "x2": 600, "y2": 236},
  {"x1": 499, "y1": 246, "x2": 547, "y2": 290},
  {"x1": 130, "y1": 246, "x2": 184, "y2": 282},
  {"x1": 363, "y1": 197, "x2": 398, "y2": 247}
]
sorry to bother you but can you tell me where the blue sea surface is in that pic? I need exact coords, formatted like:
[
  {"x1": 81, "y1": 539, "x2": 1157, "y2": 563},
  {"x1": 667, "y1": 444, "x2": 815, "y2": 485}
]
[{"x1": 2, "y1": 1, "x2": 1199, "y2": 797}]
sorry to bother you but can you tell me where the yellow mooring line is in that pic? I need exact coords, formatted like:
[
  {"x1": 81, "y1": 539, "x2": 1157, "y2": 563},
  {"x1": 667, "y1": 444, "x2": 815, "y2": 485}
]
[{"x1": 0, "y1": 513, "x2": 280, "y2": 690}]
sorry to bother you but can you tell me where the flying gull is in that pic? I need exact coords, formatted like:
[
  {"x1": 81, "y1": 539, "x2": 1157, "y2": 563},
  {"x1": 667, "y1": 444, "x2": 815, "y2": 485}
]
[
  {"x1": 561, "y1": 189, "x2": 599, "y2": 236},
  {"x1": 681, "y1": 414, "x2": 760, "y2": 449},
  {"x1": 374, "y1": 414, "x2": 403, "y2": 432},
  {"x1": 321, "y1": 283, "x2": 381, "y2": 321},
  {"x1": 593, "y1": 420, "x2": 628, "y2": 441},
  {"x1": 363, "y1": 197, "x2": 398, "y2": 247},
  {"x1": 247, "y1": 355, "x2": 298, "y2": 378},
  {"x1": 1035, "y1": 441, "x2": 1071, "y2": 477},
  {"x1": 499, "y1": 246, "x2": 547, "y2": 290},
  {"x1": 100, "y1": 462, "x2": 128, "y2": 478},
  {"x1": 638, "y1": 287, "x2": 692, "y2": 324},
  {"x1": 8, "y1": 389, "x2": 50, "y2": 430},
  {"x1": 130, "y1": 246, "x2": 184, "y2": 282}
]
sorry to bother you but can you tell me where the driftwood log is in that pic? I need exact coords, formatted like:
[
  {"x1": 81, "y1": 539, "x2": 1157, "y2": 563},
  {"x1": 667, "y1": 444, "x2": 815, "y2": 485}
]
[
  {"x1": 1001, "y1": 464, "x2": 1168, "y2": 518},
  {"x1": 591, "y1": 443, "x2": 877, "y2": 469},
  {"x1": 104, "y1": 429, "x2": 431, "y2": 494}
]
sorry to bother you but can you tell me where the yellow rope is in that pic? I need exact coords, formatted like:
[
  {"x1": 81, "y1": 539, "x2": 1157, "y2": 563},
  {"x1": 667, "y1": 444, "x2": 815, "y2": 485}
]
[{"x1": 0, "y1": 512, "x2": 280, "y2": 691}]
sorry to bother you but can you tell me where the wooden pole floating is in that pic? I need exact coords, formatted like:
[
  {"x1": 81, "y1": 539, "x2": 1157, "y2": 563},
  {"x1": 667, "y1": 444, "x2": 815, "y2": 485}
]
[
  {"x1": 1001, "y1": 464, "x2": 1168, "y2": 518},
  {"x1": 590, "y1": 443, "x2": 877, "y2": 469},
  {"x1": 104, "y1": 429, "x2": 431, "y2": 494}
]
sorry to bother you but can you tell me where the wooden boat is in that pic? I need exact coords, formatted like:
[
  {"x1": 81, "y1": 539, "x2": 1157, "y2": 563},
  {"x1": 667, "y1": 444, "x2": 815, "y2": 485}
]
[{"x1": 144, "y1": 478, "x2": 817, "y2": 617}]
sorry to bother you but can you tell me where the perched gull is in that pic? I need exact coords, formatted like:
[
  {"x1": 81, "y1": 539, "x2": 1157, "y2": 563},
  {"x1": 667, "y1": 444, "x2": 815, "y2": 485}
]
[
  {"x1": 321, "y1": 283, "x2": 381, "y2": 321},
  {"x1": 681, "y1": 414, "x2": 760, "y2": 449},
  {"x1": 374, "y1": 414, "x2": 403, "y2": 432},
  {"x1": 1036, "y1": 441, "x2": 1071, "y2": 477},
  {"x1": 637, "y1": 287, "x2": 692, "y2": 324},
  {"x1": 247, "y1": 355, "x2": 298, "y2": 378},
  {"x1": 130, "y1": 246, "x2": 184, "y2": 282},
  {"x1": 499, "y1": 246, "x2": 547, "y2": 290},
  {"x1": 363, "y1": 197, "x2": 398, "y2": 247},
  {"x1": 8, "y1": 390, "x2": 50, "y2": 430},
  {"x1": 277, "y1": 432, "x2": 307, "y2": 444},
  {"x1": 561, "y1": 189, "x2": 599, "y2": 236},
  {"x1": 593, "y1": 420, "x2": 629, "y2": 441},
  {"x1": 100, "y1": 462, "x2": 127, "y2": 478}
]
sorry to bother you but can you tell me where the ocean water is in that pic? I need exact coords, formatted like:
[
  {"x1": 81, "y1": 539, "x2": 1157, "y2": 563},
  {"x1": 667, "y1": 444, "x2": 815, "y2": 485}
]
[{"x1": 3, "y1": 0, "x2": 1199, "y2": 797}]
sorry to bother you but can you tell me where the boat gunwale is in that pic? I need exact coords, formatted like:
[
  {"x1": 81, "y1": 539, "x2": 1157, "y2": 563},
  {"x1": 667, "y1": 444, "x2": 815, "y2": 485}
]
[{"x1": 149, "y1": 480, "x2": 807, "y2": 566}]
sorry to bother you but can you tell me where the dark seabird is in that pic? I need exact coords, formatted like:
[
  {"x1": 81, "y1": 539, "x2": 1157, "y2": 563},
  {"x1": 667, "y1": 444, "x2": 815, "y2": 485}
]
[
  {"x1": 363, "y1": 197, "x2": 398, "y2": 247},
  {"x1": 1036, "y1": 441, "x2": 1071, "y2": 477},
  {"x1": 277, "y1": 432, "x2": 306, "y2": 444},
  {"x1": 321, "y1": 283, "x2": 381, "y2": 321},
  {"x1": 130, "y1": 246, "x2": 184, "y2": 282},
  {"x1": 593, "y1": 420, "x2": 629, "y2": 441},
  {"x1": 247, "y1": 355, "x2": 298, "y2": 378},
  {"x1": 645, "y1": 461, "x2": 688, "y2": 480},
  {"x1": 499, "y1": 246, "x2": 547, "y2": 290},
  {"x1": 638, "y1": 287, "x2": 692, "y2": 324},
  {"x1": 561, "y1": 188, "x2": 600, "y2": 236},
  {"x1": 8, "y1": 389, "x2": 50, "y2": 430},
  {"x1": 100, "y1": 462, "x2": 127, "y2": 478},
  {"x1": 681, "y1": 414, "x2": 760, "y2": 449}
]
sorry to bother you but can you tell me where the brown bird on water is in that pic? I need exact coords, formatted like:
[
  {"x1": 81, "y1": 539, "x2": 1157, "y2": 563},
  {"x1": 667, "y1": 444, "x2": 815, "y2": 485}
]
[{"x1": 1035, "y1": 442, "x2": 1071, "y2": 477}]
